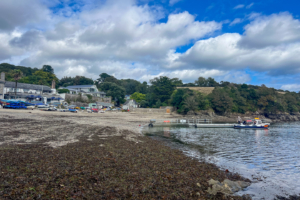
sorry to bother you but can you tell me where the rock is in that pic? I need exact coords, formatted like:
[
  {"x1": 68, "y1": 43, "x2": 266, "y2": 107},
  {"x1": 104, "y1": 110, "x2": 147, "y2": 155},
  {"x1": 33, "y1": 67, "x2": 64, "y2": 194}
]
[
  {"x1": 223, "y1": 179, "x2": 241, "y2": 193},
  {"x1": 207, "y1": 179, "x2": 251, "y2": 195},
  {"x1": 196, "y1": 183, "x2": 201, "y2": 187},
  {"x1": 237, "y1": 180, "x2": 251, "y2": 188},
  {"x1": 208, "y1": 179, "x2": 220, "y2": 185}
]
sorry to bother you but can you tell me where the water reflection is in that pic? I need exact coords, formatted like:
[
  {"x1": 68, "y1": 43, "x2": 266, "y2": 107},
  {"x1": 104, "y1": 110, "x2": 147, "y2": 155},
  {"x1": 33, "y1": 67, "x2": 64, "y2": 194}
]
[
  {"x1": 163, "y1": 127, "x2": 170, "y2": 138},
  {"x1": 143, "y1": 122, "x2": 300, "y2": 199}
]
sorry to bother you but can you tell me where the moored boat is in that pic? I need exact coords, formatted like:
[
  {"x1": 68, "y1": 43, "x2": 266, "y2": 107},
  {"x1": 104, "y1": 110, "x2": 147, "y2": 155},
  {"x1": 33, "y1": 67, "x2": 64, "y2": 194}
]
[{"x1": 234, "y1": 118, "x2": 269, "y2": 129}]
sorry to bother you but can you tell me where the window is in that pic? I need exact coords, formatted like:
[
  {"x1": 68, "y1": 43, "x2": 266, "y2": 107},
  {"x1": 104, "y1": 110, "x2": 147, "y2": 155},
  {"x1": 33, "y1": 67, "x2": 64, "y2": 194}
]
[{"x1": 89, "y1": 88, "x2": 95, "y2": 92}]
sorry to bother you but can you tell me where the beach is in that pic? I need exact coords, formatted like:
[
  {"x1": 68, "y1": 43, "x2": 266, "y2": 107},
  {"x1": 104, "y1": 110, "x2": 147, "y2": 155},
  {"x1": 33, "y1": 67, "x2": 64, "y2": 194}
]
[{"x1": 0, "y1": 109, "x2": 252, "y2": 199}]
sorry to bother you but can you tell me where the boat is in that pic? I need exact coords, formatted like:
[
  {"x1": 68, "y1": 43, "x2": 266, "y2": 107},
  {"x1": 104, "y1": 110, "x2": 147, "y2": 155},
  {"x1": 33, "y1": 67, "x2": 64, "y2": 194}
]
[{"x1": 234, "y1": 118, "x2": 269, "y2": 129}]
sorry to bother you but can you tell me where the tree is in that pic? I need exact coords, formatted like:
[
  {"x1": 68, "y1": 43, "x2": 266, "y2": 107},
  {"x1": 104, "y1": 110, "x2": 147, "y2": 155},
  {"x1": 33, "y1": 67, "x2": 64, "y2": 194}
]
[
  {"x1": 149, "y1": 76, "x2": 175, "y2": 104},
  {"x1": 130, "y1": 92, "x2": 146, "y2": 103},
  {"x1": 26, "y1": 70, "x2": 59, "y2": 87},
  {"x1": 96, "y1": 73, "x2": 112, "y2": 85},
  {"x1": 42, "y1": 65, "x2": 54, "y2": 74},
  {"x1": 171, "y1": 78, "x2": 183, "y2": 86},
  {"x1": 195, "y1": 77, "x2": 206, "y2": 86},
  {"x1": 206, "y1": 77, "x2": 219, "y2": 87},
  {"x1": 12, "y1": 69, "x2": 23, "y2": 99},
  {"x1": 183, "y1": 96, "x2": 198, "y2": 113},
  {"x1": 99, "y1": 82, "x2": 125, "y2": 105},
  {"x1": 57, "y1": 89, "x2": 70, "y2": 94},
  {"x1": 209, "y1": 89, "x2": 233, "y2": 114},
  {"x1": 139, "y1": 100, "x2": 149, "y2": 108},
  {"x1": 136, "y1": 81, "x2": 148, "y2": 94}
]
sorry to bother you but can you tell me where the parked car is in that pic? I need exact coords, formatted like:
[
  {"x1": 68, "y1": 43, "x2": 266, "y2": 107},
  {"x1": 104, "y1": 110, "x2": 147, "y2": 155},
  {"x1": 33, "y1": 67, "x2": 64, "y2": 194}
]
[
  {"x1": 37, "y1": 104, "x2": 49, "y2": 108},
  {"x1": 91, "y1": 108, "x2": 98, "y2": 113},
  {"x1": 69, "y1": 108, "x2": 78, "y2": 113}
]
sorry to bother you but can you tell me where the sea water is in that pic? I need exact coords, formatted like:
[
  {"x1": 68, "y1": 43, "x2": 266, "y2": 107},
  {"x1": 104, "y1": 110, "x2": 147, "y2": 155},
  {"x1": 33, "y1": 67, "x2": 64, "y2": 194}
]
[{"x1": 142, "y1": 122, "x2": 300, "y2": 200}]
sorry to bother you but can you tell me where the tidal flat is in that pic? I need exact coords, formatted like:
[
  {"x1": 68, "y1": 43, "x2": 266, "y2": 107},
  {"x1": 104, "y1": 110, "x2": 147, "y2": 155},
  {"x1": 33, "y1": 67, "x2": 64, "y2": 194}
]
[{"x1": 0, "y1": 110, "x2": 251, "y2": 199}]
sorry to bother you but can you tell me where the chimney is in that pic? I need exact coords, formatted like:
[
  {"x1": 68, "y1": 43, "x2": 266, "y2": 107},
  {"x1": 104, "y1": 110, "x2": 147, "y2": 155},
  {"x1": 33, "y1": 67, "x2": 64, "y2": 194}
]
[
  {"x1": 0, "y1": 72, "x2": 5, "y2": 81},
  {"x1": 52, "y1": 80, "x2": 56, "y2": 89}
]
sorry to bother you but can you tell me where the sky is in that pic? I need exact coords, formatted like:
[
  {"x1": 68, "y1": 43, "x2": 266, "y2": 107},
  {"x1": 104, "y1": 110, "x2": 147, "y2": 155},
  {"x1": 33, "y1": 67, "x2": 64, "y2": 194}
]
[{"x1": 0, "y1": 0, "x2": 300, "y2": 91}]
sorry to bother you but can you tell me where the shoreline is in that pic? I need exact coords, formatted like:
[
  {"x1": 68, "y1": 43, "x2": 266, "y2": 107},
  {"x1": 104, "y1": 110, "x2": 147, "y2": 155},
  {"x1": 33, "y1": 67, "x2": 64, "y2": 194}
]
[
  {"x1": 0, "y1": 109, "x2": 252, "y2": 199},
  {"x1": 0, "y1": 109, "x2": 297, "y2": 199}
]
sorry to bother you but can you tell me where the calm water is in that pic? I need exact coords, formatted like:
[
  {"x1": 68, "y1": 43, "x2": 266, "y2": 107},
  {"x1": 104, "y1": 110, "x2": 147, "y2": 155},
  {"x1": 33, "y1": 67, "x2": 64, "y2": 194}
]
[{"x1": 142, "y1": 122, "x2": 300, "y2": 200}]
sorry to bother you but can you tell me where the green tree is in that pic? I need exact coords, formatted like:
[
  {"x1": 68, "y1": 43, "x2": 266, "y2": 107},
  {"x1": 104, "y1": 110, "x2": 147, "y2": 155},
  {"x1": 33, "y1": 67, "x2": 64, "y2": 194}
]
[
  {"x1": 171, "y1": 78, "x2": 183, "y2": 86},
  {"x1": 149, "y1": 76, "x2": 175, "y2": 104},
  {"x1": 155, "y1": 100, "x2": 162, "y2": 108},
  {"x1": 206, "y1": 77, "x2": 219, "y2": 87},
  {"x1": 57, "y1": 89, "x2": 70, "y2": 94},
  {"x1": 96, "y1": 73, "x2": 112, "y2": 85},
  {"x1": 136, "y1": 81, "x2": 148, "y2": 94},
  {"x1": 183, "y1": 96, "x2": 198, "y2": 113},
  {"x1": 130, "y1": 92, "x2": 146, "y2": 103},
  {"x1": 12, "y1": 69, "x2": 23, "y2": 99},
  {"x1": 99, "y1": 82, "x2": 125, "y2": 105},
  {"x1": 209, "y1": 89, "x2": 233, "y2": 114},
  {"x1": 41, "y1": 65, "x2": 54, "y2": 74},
  {"x1": 139, "y1": 100, "x2": 149, "y2": 108},
  {"x1": 195, "y1": 77, "x2": 206, "y2": 86}
]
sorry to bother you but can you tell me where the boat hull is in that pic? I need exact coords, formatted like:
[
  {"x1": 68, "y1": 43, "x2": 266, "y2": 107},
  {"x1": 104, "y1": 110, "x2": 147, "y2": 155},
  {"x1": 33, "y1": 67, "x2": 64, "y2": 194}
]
[{"x1": 234, "y1": 125, "x2": 269, "y2": 129}]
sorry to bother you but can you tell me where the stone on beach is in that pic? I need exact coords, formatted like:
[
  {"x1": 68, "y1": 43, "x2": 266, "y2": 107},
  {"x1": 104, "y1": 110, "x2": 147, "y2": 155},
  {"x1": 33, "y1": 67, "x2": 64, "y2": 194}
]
[{"x1": 207, "y1": 178, "x2": 251, "y2": 195}]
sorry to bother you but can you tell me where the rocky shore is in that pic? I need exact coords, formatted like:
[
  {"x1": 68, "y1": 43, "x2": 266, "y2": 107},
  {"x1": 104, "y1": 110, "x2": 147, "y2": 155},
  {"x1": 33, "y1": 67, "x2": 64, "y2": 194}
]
[
  {"x1": 0, "y1": 109, "x2": 299, "y2": 199},
  {"x1": 0, "y1": 110, "x2": 253, "y2": 199},
  {"x1": 181, "y1": 109, "x2": 300, "y2": 123}
]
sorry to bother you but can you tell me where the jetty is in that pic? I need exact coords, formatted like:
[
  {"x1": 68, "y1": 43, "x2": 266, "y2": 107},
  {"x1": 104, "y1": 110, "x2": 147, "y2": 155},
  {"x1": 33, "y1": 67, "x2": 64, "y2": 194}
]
[{"x1": 148, "y1": 119, "x2": 235, "y2": 128}]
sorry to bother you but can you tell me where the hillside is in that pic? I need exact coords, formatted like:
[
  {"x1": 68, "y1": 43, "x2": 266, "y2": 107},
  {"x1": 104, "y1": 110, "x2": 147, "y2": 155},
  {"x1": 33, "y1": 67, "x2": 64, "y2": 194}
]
[{"x1": 177, "y1": 87, "x2": 215, "y2": 95}]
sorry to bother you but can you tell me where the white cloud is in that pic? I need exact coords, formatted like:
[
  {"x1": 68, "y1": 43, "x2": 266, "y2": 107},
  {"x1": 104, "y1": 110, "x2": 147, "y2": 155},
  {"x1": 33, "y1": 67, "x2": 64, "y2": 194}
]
[
  {"x1": 233, "y1": 4, "x2": 245, "y2": 9},
  {"x1": 281, "y1": 84, "x2": 300, "y2": 92},
  {"x1": 169, "y1": 0, "x2": 182, "y2": 6},
  {"x1": 239, "y1": 12, "x2": 300, "y2": 48},
  {"x1": 246, "y1": 3, "x2": 254, "y2": 9},
  {"x1": 169, "y1": 28, "x2": 300, "y2": 74},
  {"x1": 0, "y1": 0, "x2": 300, "y2": 87},
  {"x1": 230, "y1": 18, "x2": 243, "y2": 26}
]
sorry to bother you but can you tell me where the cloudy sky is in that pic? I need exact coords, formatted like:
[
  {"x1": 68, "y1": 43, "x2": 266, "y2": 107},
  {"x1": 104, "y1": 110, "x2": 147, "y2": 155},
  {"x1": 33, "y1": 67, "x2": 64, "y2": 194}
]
[{"x1": 1, "y1": 0, "x2": 300, "y2": 91}]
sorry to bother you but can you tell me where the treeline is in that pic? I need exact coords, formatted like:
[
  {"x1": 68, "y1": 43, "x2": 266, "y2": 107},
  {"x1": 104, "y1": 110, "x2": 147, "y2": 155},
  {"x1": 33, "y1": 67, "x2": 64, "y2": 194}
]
[{"x1": 1, "y1": 63, "x2": 299, "y2": 115}]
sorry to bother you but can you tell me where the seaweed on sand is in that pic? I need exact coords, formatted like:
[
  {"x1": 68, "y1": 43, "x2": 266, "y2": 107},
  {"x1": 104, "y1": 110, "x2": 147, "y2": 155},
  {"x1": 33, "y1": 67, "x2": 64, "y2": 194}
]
[{"x1": 0, "y1": 118, "x2": 250, "y2": 199}]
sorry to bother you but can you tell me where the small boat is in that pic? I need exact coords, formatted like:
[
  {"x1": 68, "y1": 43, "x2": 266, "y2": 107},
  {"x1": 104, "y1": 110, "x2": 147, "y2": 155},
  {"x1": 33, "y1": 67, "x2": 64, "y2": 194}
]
[{"x1": 234, "y1": 118, "x2": 269, "y2": 129}]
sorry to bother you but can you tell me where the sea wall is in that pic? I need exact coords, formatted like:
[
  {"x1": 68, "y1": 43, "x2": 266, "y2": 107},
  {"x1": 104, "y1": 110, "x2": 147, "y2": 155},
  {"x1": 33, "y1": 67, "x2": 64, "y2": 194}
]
[{"x1": 131, "y1": 107, "x2": 168, "y2": 114}]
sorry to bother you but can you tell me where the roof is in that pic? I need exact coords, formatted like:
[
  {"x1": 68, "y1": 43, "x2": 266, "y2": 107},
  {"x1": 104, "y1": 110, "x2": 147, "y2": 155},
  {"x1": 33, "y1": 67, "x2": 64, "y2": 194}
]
[
  {"x1": 6, "y1": 93, "x2": 63, "y2": 99},
  {"x1": 66, "y1": 85, "x2": 95, "y2": 89},
  {"x1": 5, "y1": 81, "x2": 51, "y2": 92},
  {"x1": 123, "y1": 99, "x2": 138, "y2": 105}
]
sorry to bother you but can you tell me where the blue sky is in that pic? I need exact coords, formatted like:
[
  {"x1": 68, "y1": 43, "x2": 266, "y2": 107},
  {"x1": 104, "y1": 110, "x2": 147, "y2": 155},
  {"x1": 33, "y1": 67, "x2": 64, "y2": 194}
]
[{"x1": 0, "y1": 0, "x2": 300, "y2": 91}]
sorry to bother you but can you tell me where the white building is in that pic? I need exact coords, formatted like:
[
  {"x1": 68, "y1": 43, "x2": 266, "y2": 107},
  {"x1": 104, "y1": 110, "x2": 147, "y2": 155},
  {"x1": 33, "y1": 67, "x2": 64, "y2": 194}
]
[
  {"x1": 0, "y1": 72, "x2": 63, "y2": 103},
  {"x1": 59, "y1": 85, "x2": 106, "y2": 98},
  {"x1": 122, "y1": 99, "x2": 139, "y2": 110}
]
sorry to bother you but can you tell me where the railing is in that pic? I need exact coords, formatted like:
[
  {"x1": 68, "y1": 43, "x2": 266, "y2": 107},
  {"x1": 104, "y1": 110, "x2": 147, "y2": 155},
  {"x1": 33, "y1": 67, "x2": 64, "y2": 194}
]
[{"x1": 150, "y1": 118, "x2": 212, "y2": 125}]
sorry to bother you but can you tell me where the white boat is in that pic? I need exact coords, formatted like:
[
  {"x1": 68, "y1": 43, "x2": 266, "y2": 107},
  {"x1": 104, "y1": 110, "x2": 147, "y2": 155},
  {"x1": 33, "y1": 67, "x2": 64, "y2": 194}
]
[{"x1": 234, "y1": 119, "x2": 269, "y2": 129}]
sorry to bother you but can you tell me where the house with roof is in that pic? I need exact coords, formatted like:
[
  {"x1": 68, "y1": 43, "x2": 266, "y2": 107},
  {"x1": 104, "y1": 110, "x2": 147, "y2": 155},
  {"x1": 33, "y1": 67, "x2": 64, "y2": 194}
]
[
  {"x1": 59, "y1": 85, "x2": 106, "y2": 98},
  {"x1": 122, "y1": 99, "x2": 139, "y2": 110},
  {"x1": 0, "y1": 72, "x2": 63, "y2": 103}
]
